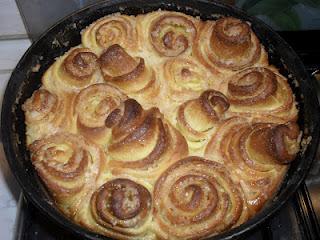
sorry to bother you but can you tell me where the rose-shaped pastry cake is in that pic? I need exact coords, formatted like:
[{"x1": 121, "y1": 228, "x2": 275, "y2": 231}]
[{"x1": 23, "y1": 11, "x2": 301, "y2": 240}]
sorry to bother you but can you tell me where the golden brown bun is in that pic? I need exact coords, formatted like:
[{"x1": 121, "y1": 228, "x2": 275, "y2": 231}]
[
  {"x1": 177, "y1": 90, "x2": 230, "y2": 152},
  {"x1": 161, "y1": 57, "x2": 210, "y2": 103},
  {"x1": 137, "y1": 11, "x2": 199, "y2": 58},
  {"x1": 42, "y1": 47, "x2": 102, "y2": 94},
  {"x1": 77, "y1": 177, "x2": 154, "y2": 240},
  {"x1": 194, "y1": 17, "x2": 268, "y2": 75},
  {"x1": 221, "y1": 67, "x2": 298, "y2": 123},
  {"x1": 153, "y1": 156, "x2": 250, "y2": 240},
  {"x1": 23, "y1": 11, "x2": 301, "y2": 240},
  {"x1": 105, "y1": 99, "x2": 188, "y2": 181},
  {"x1": 74, "y1": 83, "x2": 127, "y2": 146},
  {"x1": 205, "y1": 118, "x2": 300, "y2": 213},
  {"x1": 29, "y1": 133, "x2": 105, "y2": 217},
  {"x1": 82, "y1": 14, "x2": 138, "y2": 55},
  {"x1": 99, "y1": 44, "x2": 159, "y2": 104},
  {"x1": 22, "y1": 89, "x2": 76, "y2": 144}
]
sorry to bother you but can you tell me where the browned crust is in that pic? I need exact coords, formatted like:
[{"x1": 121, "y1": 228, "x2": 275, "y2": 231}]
[
  {"x1": 99, "y1": 45, "x2": 158, "y2": 96},
  {"x1": 177, "y1": 90, "x2": 230, "y2": 141},
  {"x1": 153, "y1": 156, "x2": 248, "y2": 239},
  {"x1": 205, "y1": 118, "x2": 298, "y2": 213},
  {"x1": 90, "y1": 178, "x2": 152, "y2": 229},
  {"x1": 149, "y1": 14, "x2": 197, "y2": 57},
  {"x1": 193, "y1": 18, "x2": 262, "y2": 73},
  {"x1": 107, "y1": 99, "x2": 188, "y2": 170},
  {"x1": 63, "y1": 48, "x2": 98, "y2": 80}
]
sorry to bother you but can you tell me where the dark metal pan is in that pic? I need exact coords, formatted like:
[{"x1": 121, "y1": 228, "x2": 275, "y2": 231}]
[{"x1": 2, "y1": 0, "x2": 320, "y2": 239}]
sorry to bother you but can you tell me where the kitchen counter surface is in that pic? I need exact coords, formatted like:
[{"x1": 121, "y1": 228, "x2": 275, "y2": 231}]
[{"x1": 0, "y1": 0, "x2": 30, "y2": 239}]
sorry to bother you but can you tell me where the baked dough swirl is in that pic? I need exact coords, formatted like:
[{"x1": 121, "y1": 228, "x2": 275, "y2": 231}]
[
  {"x1": 22, "y1": 89, "x2": 74, "y2": 144},
  {"x1": 105, "y1": 99, "x2": 188, "y2": 179},
  {"x1": 29, "y1": 133, "x2": 104, "y2": 217},
  {"x1": 162, "y1": 57, "x2": 210, "y2": 102},
  {"x1": 177, "y1": 90, "x2": 230, "y2": 151},
  {"x1": 99, "y1": 44, "x2": 159, "y2": 102},
  {"x1": 138, "y1": 11, "x2": 198, "y2": 57},
  {"x1": 74, "y1": 83, "x2": 127, "y2": 145},
  {"x1": 153, "y1": 156, "x2": 249, "y2": 240},
  {"x1": 205, "y1": 118, "x2": 300, "y2": 212},
  {"x1": 42, "y1": 48, "x2": 101, "y2": 93},
  {"x1": 224, "y1": 67, "x2": 298, "y2": 123},
  {"x1": 81, "y1": 178, "x2": 153, "y2": 239},
  {"x1": 194, "y1": 17, "x2": 267, "y2": 73},
  {"x1": 82, "y1": 14, "x2": 138, "y2": 54}
]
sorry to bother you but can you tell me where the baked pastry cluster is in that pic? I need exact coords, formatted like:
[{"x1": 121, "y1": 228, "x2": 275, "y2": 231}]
[{"x1": 23, "y1": 11, "x2": 301, "y2": 240}]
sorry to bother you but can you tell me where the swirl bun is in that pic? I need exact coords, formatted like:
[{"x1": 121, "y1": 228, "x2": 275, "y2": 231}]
[
  {"x1": 29, "y1": 133, "x2": 104, "y2": 216},
  {"x1": 153, "y1": 156, "x2": 249, "y2": 239},
  {"x1": 82, "y1": 14, "x2": 138, "y2": 54},
  {"x1": 43, "y1": 48, "x2": 101, "y2": 93},
  {"x1": 74, "y1": 83, "x2": 127, "y2": 145},
  {"x1": 99, "y1": 44, "x2": 159, "y2": 102},
  {"x1": 224, "y1": 67, "x2": 298, "y2": 123},
  {"x1": 177, "y1": 90, "x2": 230, "y2": 151},
  {"x1": 105, "y1": 99, "x2": 188, "y2": 179},
  {"x1": 76, "y1": 178, "x2": 153, "y2": 239},
  {"x1": 205, "y1": 118, "x2": 300, "y2": 212},
  {"x1": 138, "y1": 11, "x2": 198, "y2": 58},
  {"x1": 22, "y1": 89, "x2": 75, "y2": 144},
  {"x1": 194, "y1": 17, "x2": 267, "y2": 73},
  {"x1": 162, "y1": 57, "x2": 210, "y2": 102}
]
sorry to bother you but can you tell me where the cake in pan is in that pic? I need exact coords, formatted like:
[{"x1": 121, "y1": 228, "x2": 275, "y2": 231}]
[{"x1": 22, "y1": 11, "x2": 300, "y2": 240}]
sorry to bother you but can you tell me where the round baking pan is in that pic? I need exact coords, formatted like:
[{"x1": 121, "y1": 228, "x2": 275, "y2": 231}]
[{"x1": 2, "y1": 0, "x2": 320, "y2": 239}]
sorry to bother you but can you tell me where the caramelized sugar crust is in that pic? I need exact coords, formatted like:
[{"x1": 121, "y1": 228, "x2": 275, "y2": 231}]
[{"x1": 23, "y1": 11, "x2": 300, "y2": 240}]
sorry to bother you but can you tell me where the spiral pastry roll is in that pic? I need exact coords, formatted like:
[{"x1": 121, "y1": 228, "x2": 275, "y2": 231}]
[
  {"x1": 205, "y1": 118, "x2": 300, "y2": 212},
  {"x1": 42, "y1": 47, "x2": 101, "y2": 93},
  {"x1": 224, "y1": 67, "x2": 298, "y2": 123},
  {"x1": 137, "y1": 11, "x2": 198, "y2": 58},
  {"x1": 78, "y1": 178, "x2": 153, "y2": 239},
  {"x1": 153, "y1": 156, "x2": 249, "y2": 239},
  {"x1": 82, "y1": 14, "x2": 138, "y2": 54},
  {"x1": 105, "y1": 99, "x2": 188, "y2": 179},
  {"x1": 74, "y1": 83, "x2": 127, "y2": 145},
  {"x1": 99, "y1": 44, "x2": 159, "y2": 102},
  {"x1": 22, "y1": 89, "x2": 75, "y2": 144},
  {"x1": 194, "y1": 17, "x2": 267, "y2": 74},
  {"x1": 177, "y1": 90, "x2": 230, "y2": 151},
  {"x1": 162, "y1": 57, "x2": 210, "y2": 103},
  {"x1": 29, "y1": 133, "x2": 104, "y2": 217}
]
